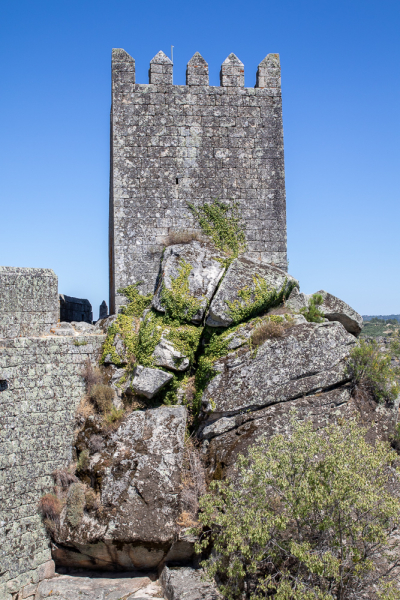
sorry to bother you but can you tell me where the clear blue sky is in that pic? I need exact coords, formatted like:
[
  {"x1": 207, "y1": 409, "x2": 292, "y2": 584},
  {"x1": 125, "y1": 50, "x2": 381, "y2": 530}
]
[{"x1": 1, "y1": 0, "x2": 399, "y2": 319}]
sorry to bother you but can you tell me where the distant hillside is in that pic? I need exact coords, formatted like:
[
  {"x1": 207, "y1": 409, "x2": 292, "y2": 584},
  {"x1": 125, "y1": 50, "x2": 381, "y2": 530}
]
[{"x1": 362, "y1": 314, "x2": 400, "y2": 322}]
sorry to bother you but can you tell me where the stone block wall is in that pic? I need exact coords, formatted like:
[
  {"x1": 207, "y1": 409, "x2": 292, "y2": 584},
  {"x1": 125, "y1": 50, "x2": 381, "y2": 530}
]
[
  {"x1": 59, "y1": 294, "x2": 93, "y2": 323},
  {"x1": 110, "y1": 49, "x2": 287, "y2": 313},
  {"x1": 0, "y1": 268, "x2": 58, "y2": 339},
  {"x1": 0, "y1": 333, "x2": 105, "y2": 600}
]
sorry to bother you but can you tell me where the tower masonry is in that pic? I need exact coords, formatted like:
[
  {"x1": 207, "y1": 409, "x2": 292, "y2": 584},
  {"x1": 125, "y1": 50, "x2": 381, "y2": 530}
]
[{"x1": 109, "y1": 49, "x2": 287, "y2": 313}]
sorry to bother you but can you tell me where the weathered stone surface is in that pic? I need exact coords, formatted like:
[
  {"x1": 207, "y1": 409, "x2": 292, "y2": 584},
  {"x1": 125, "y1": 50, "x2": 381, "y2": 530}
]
[
  {"x1": 35, "y1": 573, "x2": 162, "y2": 600},
  {"x1": 206, "y1": 257, "x2": 298, "y2": 328},
  {"x1": 152, "y1": 242, "x2": 225, "y2": 324},
  {"x1": 103, "y1": 332, "x2": 128, "y2": 365},
  {"x1": 131, "y1": 366, "x2": 173, "y2": 398},
  {"x1": 53, "y1": 406, "x2": 190, "y2": 570},
  {"x1": 203, "y1": 386, "x2": 400, "y2": 482},
  {"x1": 160, "y1": 566, "x2": 219, "y2": 600},
  {"x1": 286, "y1": 288, "x2": 363, "y2": 336},
  {"x1": 109, "y1": 49, "x2": 287, "y2": 314},
  {"x1": 0, "y1": 334, "x2": 105, "y2": 597},
  {"x1": 153, "y1": 337, "x2": 190, "y2": 372},
  {"x1": 59, "y1": 294, "x2": 93, "y2": 324},
  {"x1": 201, "y1": 321, "x2": 356, "y2": 416},
  {"x1": 50, "y1": 322, "x2": 76, "y2": 336},
  {"x1": 0, "y1": 266, "x2": 58, "y2": 338}
]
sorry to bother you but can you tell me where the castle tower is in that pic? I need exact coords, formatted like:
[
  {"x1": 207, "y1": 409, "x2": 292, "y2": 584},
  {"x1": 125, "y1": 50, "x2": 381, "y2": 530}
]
[{"x1": 109, "y1": 49, "x2": 287, "y2": 313}]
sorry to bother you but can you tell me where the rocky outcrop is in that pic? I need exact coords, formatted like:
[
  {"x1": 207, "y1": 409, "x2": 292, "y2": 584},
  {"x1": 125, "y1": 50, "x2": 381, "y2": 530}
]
[
  {"x1": 206, "y1": 257, "x2": 298, "y2": 327},
  {"x1": 152, "y1": 242, "x2": 225, "y2": 323},
  {"x1": 286, "y1": 288, "x2": 363, "y2": 336},
  {"x1": 201, "y1": 321, "x2": 356, "y2": 416},
  {"x1": 202, "y1": 386, "x2": 400, "y2": 482},
  {"x1": 53, "y1": 406, "x2": 191, "y2": 570},
  {"x1": 160, "y1": 567, "x2": 220, "y2": 600}
]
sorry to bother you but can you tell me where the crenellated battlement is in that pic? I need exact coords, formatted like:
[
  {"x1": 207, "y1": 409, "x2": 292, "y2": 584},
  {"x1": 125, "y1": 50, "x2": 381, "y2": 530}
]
[
  {"x1": 112, "y1": 48, "x2": 281, "y2": 90},
  {"x1": 109, "y1": 47, "x2": 287, "y2": 314}
]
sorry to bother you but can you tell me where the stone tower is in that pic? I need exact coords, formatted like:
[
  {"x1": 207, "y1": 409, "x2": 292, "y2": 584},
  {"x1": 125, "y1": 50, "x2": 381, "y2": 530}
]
[{"x1": 109, "y1": 49, "x2": 287, "y2": 314}]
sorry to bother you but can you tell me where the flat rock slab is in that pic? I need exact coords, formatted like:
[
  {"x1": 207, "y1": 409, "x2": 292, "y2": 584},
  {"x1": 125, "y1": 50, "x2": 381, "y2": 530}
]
[
  {"x1": 206, "y1": 257, "x2": 298, "y2": 327},
  {"x1": 152, "y1": 241, "x2": 225, "y2": 323},
  {"x1": 131, "y1": 365, "x2": 173, "y2": 398},
  {"x1": 36, "y1": 573, "x2": 163, "y2": 599},
  {"x1": 286, "y1": 288, "x2": 363, "y2": 336},
  {"x1": 201, "y1": 321, "x2": 356, "y2": 416},
  {"x1": 161, "y1": 566, "x2": 220, "y2": 600}
]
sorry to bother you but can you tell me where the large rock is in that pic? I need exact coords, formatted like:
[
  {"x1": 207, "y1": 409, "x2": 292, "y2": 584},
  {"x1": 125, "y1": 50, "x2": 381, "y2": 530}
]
[
  {"x1": 286, "y1": 288, "x2": 363, "y2": 336},
  {"x1": 206, "y1": 257, "x2": 298, "y2": 327},
  {"x1": 201, "y1": 321, "x2": 356, "y2": 416},
  {"x1": 160, "y1": 566, "x2": 219, "y2": 600},
  {"x1": 152, "y1": 242, "x2": 226, "y2": 323},
  {"x1": 131, "y1": 365, "x2": 173, "y2": 398},
  {"x1": 202, "y1": 385, "x2": 399, "y2": 482},
  {"x1": 53, "y1": 406, "x2": 192, "y2": 570}
]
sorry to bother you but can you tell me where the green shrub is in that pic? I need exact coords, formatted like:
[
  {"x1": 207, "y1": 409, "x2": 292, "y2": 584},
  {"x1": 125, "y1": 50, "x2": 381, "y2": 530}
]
[
  {"x1": 300, "y1": 292, "x2": 325, "y2": 323},
  {"x1": 66, "y1": 483, "x2": 85, "y2": 527},
  {"x1": 197, "y1": 418, "x2": 400, "y2": 600},
  {"x1": 103, "y1": 405, "x2": 125, "y2": 425},
  {"x1": 187, "y1": 198, "x2": 247, "y2": 261},
  {"x1": 347, "y1": 338, "x2": 400, "y2": 403},
  {"x1": 76, "y1": 448, "x2": 90, "y2": 472},
  {"x1": 227, "y1": 276, "x2": 296, "y2": 325},
  {"x1": 161, "y1": 259, "x2": 204, "y2": 324},
  {"x1": 118, "y1": 283, "x2": 153, "y2": 317},
  {"x1": 90, "y1": 384, "x2": 115, "y2": 413}
]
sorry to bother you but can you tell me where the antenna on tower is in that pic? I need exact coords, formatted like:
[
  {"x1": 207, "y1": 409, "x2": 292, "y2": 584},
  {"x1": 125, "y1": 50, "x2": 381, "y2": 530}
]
[{"x1": 171, "y1": 46, "x2": 174, "y2": 63}]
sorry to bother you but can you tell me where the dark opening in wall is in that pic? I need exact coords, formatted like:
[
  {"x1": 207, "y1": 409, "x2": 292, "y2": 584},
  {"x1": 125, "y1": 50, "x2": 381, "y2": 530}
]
[
  {"x1": 0, "y1": 380, "x2": 8, "y2": 392},
  {"x1": 176, "y1": 178, "x2": 179, "y2": 185}
]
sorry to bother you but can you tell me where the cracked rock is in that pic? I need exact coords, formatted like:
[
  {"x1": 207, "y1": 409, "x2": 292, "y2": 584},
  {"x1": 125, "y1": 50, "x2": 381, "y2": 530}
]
[
  {"x1": 206, "y1": 257, "x2": 299, "y2": 327},
  {"x1": 152, "y1": 241, "x2": 226, "y2": 323}
]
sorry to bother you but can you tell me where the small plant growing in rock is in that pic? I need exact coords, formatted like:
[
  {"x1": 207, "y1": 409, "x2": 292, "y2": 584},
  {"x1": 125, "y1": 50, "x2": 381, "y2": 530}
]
[
  {"x1": 187, "y1": 198, "x2": 247, "y2": 261},
  {"x1": 103, "y1": 405, "x2": 125, "y2": 425},
  {"x1": 251, "y1": 315, "x2": 292, "y2": 348},
  {"x1": 90, "y1": 384, "x2": 115, "y2": 413},
  {"x1": 347, "y1": 338, "x2": 400, "y2": 404},
  {"x1": 82, "y1": 358, "x2": 103, "y2": 390},
  {"x1": 76, "y1": 449, "x2": 90, "y2": 472},
  {"x1": 178, "y1": 436, "x2": 206, "y2": 527},
  {"x1": 300, "y1": 292, "x2": 325, "y2": 323},
  {"x1": 38, "y1": 493, "x2": 62, "y2": 522},
  {"x1": 66, "y1": 482, "x2": 86, "y2": 527}
]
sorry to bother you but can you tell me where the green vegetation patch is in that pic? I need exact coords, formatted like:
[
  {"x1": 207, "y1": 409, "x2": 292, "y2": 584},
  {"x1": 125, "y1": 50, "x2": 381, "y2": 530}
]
[
  {"x1": 300, "y1": 292, "x2": 325, "y2": 323},
  {"x1": 196, "y1": 417, "x2": 400, "y2": 600},
  {"x1": 188, "y1": 198, "x2": 247, "y2": 265},
  {"x1": 227, "y1": 275, "x2": 296, "y2": 325},
  {"x1": 118, "y1": 283, "x2": 153, "y2": 317},
  {"x1": 346, "y1": 337, "x2": 400, "y2": 403},
  {"x1": 161, "y1": 259, "x2": 204, "y2": 324}
]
